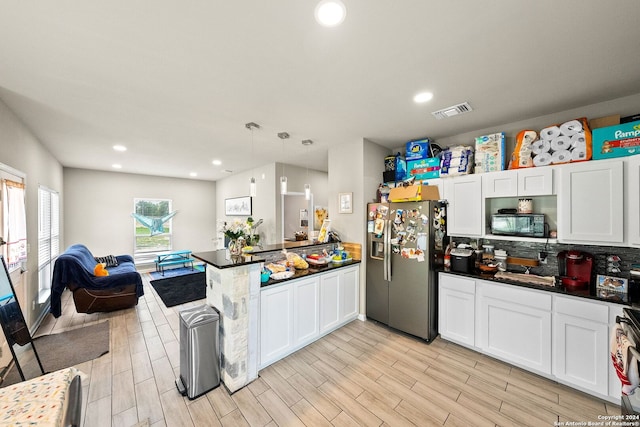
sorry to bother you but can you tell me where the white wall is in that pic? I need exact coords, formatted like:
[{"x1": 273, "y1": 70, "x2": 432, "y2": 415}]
[
  {"x1": 0, "y1": 98, "x2": 63, "y2": 327},
  {"x1": 215, "y1": 162, "x2": 328, "y2": 245},
  {"x1": 64, "y1": 168, "x2": 217, "y2": 257}
]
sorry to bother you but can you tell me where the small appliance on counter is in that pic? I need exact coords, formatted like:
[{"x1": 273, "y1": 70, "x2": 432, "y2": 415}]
[
  {"x1": 450, "y1": 246, "x2": 475, "y2": 273},
  {"x1": 557, "y1": 250, "x2": 594, "y2": 291}
]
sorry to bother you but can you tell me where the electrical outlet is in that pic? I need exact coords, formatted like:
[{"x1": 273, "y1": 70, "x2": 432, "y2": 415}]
[{"x1": 538, "y1": 251, "x2": 548, "y2": 264}]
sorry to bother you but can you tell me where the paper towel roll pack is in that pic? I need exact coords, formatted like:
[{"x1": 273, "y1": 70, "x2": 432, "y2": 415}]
[
  {"x1": 440, "y1": 146, "x2": 474, "y2": 177},
  {"x1": 528, "y1": 117, "x2": 592, "y2": 166}
]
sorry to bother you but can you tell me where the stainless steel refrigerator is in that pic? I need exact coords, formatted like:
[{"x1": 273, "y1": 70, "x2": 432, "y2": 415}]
[{"x1": 366, "y1": 200, "x2": 448, "y2": 340}]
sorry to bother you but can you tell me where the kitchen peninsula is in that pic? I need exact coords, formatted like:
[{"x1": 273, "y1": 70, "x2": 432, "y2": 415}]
[{"x1": 192, "y1": 240, "x2": 361, "y2": 392}]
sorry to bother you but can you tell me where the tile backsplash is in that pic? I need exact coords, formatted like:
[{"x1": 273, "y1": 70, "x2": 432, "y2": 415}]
[{"x1": 452, "y1": 237, "x2": 640, "y2": 278}]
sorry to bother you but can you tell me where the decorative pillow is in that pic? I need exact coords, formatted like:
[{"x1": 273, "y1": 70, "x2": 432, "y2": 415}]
[
  {"x1": 94, "y1": 255, "x2": 118, "y2": 267},
  {"x1": 94, "y1": 263, "x2": 109, "y2": 277}
]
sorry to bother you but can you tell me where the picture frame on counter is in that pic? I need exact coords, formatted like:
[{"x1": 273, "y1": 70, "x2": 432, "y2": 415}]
[
  {"x1": 338, "y1": 192, "x2": 353, "y2": 214},
  {"x1": 225, "y1": 196, "x2": 252, "y2": 216}
]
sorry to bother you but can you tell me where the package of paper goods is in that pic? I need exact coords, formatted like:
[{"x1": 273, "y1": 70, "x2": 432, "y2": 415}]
[
  {"x1": 592, "y1": 120, "x2": 640, "y2": 160},
  {"x1": 474, "y1": 132, "x2": 505, "y2": 173},
  {"x1": 508, "y1": 130, "x2": 537, "y2": 169},
  {"x1": 530, "y1": 117, "x2": 592, "y2": 167},
  {"x1": 439, "y1": 146, "x2": 474, "y2": 176}
]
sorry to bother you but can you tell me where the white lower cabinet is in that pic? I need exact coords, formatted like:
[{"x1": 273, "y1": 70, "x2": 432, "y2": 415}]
[
  {"x1": 553, "y1": 296, "x2": 609, "y2": 396},
  {"x1": 260, "y1": 283, "x2": 294, "y2": 367},
  {"x1": 437, "y1": 273, "x2": 628, "y2": 402},
  {"x1": 260, "y1": 265, "x2": 360, "y2": 369},
  {"x1": 293, "y1": 277, "x2": 319, "y2": 347},
  {"x1": 438, "y1": 273, "x2": 476, "y2": 347},
  {"x1": 477, "y1": 280, "x2": 552, "y2": 375},
  {"x1": 320, "y1": 271, "x2": 341, "y2": 333}
]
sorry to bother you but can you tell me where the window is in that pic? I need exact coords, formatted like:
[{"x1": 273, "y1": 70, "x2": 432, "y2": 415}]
[
  {"x1": 38, "y1": 186, "x2": 59, "y2": 302},
  {"x1": 133, "y1": 198, "x2": 173, "y2": 253}
]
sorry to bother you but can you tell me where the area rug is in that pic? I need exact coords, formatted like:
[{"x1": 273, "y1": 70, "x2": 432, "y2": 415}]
[
  {"x1": 1, "y1": 321, "x2": 110, "y2": 387},
  {"x1": 150, "y1": 272, "x2": 206, "y2": 308},
  {"x1": 148, "y1": 264, "x2": 205, "y2": 280}
]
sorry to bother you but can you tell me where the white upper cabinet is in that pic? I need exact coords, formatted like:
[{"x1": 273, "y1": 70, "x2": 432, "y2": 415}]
[
  {"x1": 482, "y1": 168, "x2": 554, "y2": 198},
  {"x1": 558, "y1": 159, "x2": 624, "y2": 244},
  {"x1": 443, "y1": 174, "x2": 483, "y2": 237},
  {"x1": 627, "y1": 156, "x2": 640, "y2": 246}
]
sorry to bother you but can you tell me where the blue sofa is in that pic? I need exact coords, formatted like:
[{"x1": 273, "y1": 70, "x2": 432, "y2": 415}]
[{"x1": 50, "y1": 244, "x2": 144, "y2": 317}]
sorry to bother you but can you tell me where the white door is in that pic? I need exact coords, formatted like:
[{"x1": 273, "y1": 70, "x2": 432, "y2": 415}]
[
  {"x1": 482, "y1": 169, "x2": 518, "y2": 198},
  {"x1": 518, "y1": 167, "x2": 554, "y2": 196},
  {"x1": 477, "y1": 282, "x2": 552, "y2": 374},
  {"x1": 444, "y1": 175, "x2": 483, "y2": 237},
  {"x1": 438, "y1": 274, "x2": 475, "y2": 347},
  {"x1": 558, "y1": 159, "x2": 624, "y2": 243},
  {"x1": 260, "y1": 284, "x2": 293, "y2": 367},
  {"x1": 339, "y1": 266, "x2": 359, "y2": 322},
  {"x1": 293, "y1": 277, "x2": 319, "y2": 347},
  {"x1": 554, "y1": 313, "x2": 608, "y2": 395},
  {"x1": 320, "y1": 272, "x2": 340, "y2": 333},
  {"x1": 628, "y1": 156, "x2": 640, "y2": 246}
]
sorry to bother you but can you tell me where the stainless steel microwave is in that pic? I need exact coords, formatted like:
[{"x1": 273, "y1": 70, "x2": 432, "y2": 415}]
[{"x1": 491, "y1": 213, "x2": 546, "y2": 237}]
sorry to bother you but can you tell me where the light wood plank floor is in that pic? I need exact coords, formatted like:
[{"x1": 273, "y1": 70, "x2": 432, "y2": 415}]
[{"x1": 31, "y1": 273, "x2": 621, "y2": 427}]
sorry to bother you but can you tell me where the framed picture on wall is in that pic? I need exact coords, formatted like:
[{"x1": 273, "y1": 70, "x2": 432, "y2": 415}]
[
  {"x1": 338, "y1": 192, "x2": 353, "y2": 214},
  {"x1": 225, "y1": 196, "x2": 252, "y2": 216}
]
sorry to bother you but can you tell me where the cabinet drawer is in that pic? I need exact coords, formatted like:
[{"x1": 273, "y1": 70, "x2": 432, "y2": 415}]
[
  {"x1": 555, "y1": 295, "x2": 608, "y2": 323},
  {"x1": 478, "y1": 280, "x2": 551, "y2": 310},
  {"x1": 440, "y1": 273, "x2": 475, "y2": 294}
]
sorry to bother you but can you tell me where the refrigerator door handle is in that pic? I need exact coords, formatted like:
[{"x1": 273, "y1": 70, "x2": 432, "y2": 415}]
[
  {"x1": 385, "y1": 220, "x2": 392, "y2": 281},
  {"x1": 382, "y1": 220, "x2": 388, "y2": 281}
]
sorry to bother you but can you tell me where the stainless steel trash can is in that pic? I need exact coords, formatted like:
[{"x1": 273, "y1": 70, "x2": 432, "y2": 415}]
[{"x1": 175, "y1": 304, "x2": 220, "y2": 399}]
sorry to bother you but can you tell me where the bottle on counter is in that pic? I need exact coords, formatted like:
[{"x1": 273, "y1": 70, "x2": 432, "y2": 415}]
[{"x1": 444, "y1": 243, "x2": 452, "y2": 271}]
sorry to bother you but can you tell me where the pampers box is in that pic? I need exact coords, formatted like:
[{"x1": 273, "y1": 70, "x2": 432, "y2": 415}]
[
  {"x1": 592, "y1": 120, "x2": 640, "y2": 160},
  {"x1": 407, "y1": 158, "x2": 440, "y2": 180},
  {"x1": 474, "y1": 132, "x2": 505, "y2": 173},
  {"x1": 406, "y1": 139, "x2": 431, "y2": 160}
]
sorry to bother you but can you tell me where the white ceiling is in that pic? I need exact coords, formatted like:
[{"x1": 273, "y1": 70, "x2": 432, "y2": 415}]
[{"x1": 1, "y1": 1, "x2": 639, "y2": 181}]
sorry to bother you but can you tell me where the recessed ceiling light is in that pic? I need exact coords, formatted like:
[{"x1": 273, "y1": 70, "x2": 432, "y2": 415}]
[
  {"x1": 413, "y1": 92, "x2": 434, "y2": 104},
  {"x1": 189, "y1": 172, "x2": 198, "y2": 177},
  {"x1": 113, "y1": 144, "x2": 127, "y2": 152},
  {"x1": 315, "y1": 0, "x2": 346, "y2": 27},
  {"x1": 112, "y1": 164, "x2": 122, "y2": 169},
  {"x1": 212, "y1": 159, "x2": 222, "y2": 166}
]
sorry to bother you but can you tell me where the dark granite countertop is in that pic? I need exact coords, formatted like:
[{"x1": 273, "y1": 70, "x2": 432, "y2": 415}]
[
  {"x1": 261, "y1": 260, "x2": 361, "y2": 288},
  {"x1": 440, "y1": 269, "x2": 632, "y2": 306},
  {"x1": 245, "y1": 240, "x2": 334, "y2": 254},
  {"x1": 192, "y1": 250, "x2": 265, "y2": 269}
]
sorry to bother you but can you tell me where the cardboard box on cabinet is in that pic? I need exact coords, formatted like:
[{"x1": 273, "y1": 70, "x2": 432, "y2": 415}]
[
  {"x1": 388, "y1": 185, "x2": 440, "y2": 202},
  {"x1": 592, "y1": 120, "x2": 640, "y2": 160}
]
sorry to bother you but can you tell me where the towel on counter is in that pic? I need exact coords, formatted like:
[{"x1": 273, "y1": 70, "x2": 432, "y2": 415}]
[{"x1": 611, "y1": 323, "x2": 640, "y2": 395}]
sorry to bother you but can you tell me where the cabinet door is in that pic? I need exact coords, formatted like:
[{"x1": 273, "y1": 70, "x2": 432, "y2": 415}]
[
  {"x1": 477, "y1": 282, "x2": 552, "y2": 374},
  {"x1": 444, "y1": 175, "x2": 483, "y2": 237},
  {"x1": 554, "y1": 313, "x2": 608, "y2": 395},
  {"x1": 339, "y1": 266, "x2": 359, "y2": 322},
  {"x1": 293, "y1": 277, "x2": 319, "y2": 347},
  {"x1": 482, "y1": 170, "x2": 518, "y2": 198},
  {"x1": 518, "y1": 167, "x2": 554, "y2": 196},
  {"x1": 438, "y1": 274, "x2": 475, "y2": 347},
  {"x1": 320, "y1": 272, "x2": 341, "y2": 334},
  {"x1": 260, "y1": 284, "x2": 293, "y2": 367},
  {"x1": 558, "y1": 159, "x2": 624, "y2": 243},
  {"x1": 628, "y1": 156, "x2": 640, "y2": 246}
]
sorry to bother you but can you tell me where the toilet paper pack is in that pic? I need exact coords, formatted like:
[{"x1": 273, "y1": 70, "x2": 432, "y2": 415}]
[
  {"x1": 474, "y1": 132, "x2": 506, "y2": 173},
  {"x1": 530, "y1": 117, "x2": 592, "y2": 166}
]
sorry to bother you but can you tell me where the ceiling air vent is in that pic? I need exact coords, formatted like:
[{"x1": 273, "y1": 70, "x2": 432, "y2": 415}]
[{"x1": 431, "y1": 102, "x2": 473, "y2": 120}]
